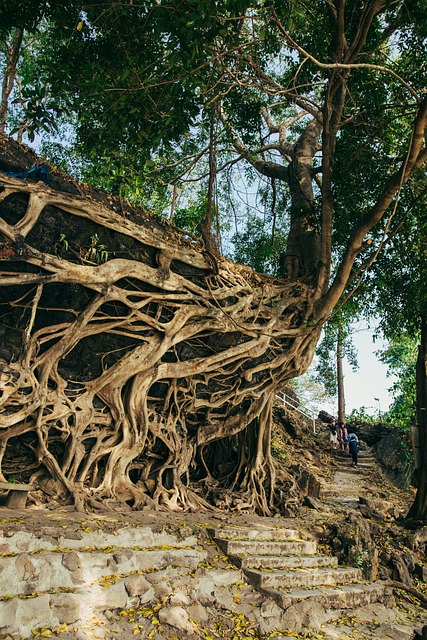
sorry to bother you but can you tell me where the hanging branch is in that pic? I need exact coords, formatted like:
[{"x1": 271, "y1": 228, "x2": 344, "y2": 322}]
[{"x1": 270, "y1": 177, "x2": 277, "y2": 246}]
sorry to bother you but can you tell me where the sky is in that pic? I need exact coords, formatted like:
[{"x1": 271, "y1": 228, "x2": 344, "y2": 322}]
[
  {"x1": 307, "y1": 320, "x2": 396, "y2": 419},
  {"x1": 340, "y1": 322, "x2": 395, "y2": 417}
]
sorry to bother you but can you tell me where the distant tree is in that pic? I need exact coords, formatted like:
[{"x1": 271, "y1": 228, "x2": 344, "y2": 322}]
[
  {"x1": 0, "y1": 28, "x2": 23, "y2": 134},
  {"x1": 379, "y1": 336, "x2": 417, "y2": 429},
  {"x1": 290, "y1": 374, "x2": 334, "y2": 416},
  {"x1": 315, "y1": 310, "x2": 359, "y2": 421}
]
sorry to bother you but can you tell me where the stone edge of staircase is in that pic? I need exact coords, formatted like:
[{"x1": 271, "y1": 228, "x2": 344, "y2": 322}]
[{"x1": 208, "y1": 524, "x2": 394, "y2": 613}]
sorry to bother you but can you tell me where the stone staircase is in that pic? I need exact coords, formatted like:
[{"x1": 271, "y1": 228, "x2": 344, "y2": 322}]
[
  {"x1": 0, "y1": 522, "x2": 208, "y2": 637},
  {"x1": 320, "y1": 447, "x2": 376, "y2": 499},
  {"x1": 209, "y1": 523, "x2": 390, "y2": 612},
  {"x1": 333, "y1": 448, "x2": 376, "y2": 472}
]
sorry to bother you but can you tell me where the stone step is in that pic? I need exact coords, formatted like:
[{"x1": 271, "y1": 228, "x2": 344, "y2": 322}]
[
  {"x1": 335, "y1": 458, "x2": 375, "y2": 465},
  {"x1": 208, "y1": 526, "x2": 307, "y2": 542},
  {"x1": 269, "y1": 582, "x2": 391, "y2": 611},
  {"x1": 213, "y1": 538, "x2": 317, "y2": 557},
  {"x1": 230, "y1": 553, "x2": 338, "y2": 571},
  {"x1": 244, "y1": 565, "x2": 362, "y2": 589},
  {"x1": 0, "y1": 546, "x2": 203, "y2": 597},
  {"x1": 0, "y1": 579, "x2": 130, "y2": 635},
  {"x1": 335, "y1": 461, "x2": 374, "y2": 467},
  {"x1": 334, "y1": 466, "x2": 372, "y2": 474},
  {"x1": 208, "y1": 522, "x2": 391, "y2": 619},
  {"x1": 325, "y1": 498, "x2": 360, "y2": 507},
  {"x1": 335, "y1": 470, "x2": 374, "y2": 475},
  {"x1": 334, "y1": 465, "x2": 374, "y2": 471},
  {"x1": 321, "y1": 488, "x2": 362, "y2": 497},
  {"x1": 334, "y1": 459, "x2": 374, "y2": 465},
  {"x1": 333, "y1": 452, "x2": 375, "y2": 460},
  {"x1": 0, "y1": 525, "x2": 198, "y2": 555}
]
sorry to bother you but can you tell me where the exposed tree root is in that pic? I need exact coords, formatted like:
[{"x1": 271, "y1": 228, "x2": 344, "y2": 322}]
[
  {"x1": 385, "y1": 580, "x2": 427, "y2": 608},
  {"x1": 0, "y1": 139, "x2": 321, "y2": 513}
]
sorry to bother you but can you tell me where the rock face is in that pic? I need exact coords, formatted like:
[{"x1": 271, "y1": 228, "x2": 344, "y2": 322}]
[
  {"x1": 373, "y1": 430, "x2": 414, "y2": 489},
  {"x1": 318, "y1": 410, "x2": 335, "y2": 424},
  {"x1": 353, "y1": 423, "x2": 392, "y2": 445}
]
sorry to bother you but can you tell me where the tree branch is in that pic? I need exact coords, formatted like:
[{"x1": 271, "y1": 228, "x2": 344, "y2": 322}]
[
  {"x1": 216, "y1": 103, "x2": 289, "y2": 181},
  {"x1": 245, "y1": 55, "x2": 322, "y2": 122},
  {"x1": 270, "y1": 5, "x2": 420, "y2": 100},
  {"x1": 317, "y1": 95, "x2": 427, "y2": 318}
]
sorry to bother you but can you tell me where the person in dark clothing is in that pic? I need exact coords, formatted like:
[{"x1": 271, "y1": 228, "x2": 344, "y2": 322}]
[{"x1": 347, "y1": 432, "x2": 359, "y2": 467}]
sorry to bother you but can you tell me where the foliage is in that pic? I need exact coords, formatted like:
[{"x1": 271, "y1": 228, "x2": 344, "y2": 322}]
[
  {"x1": 315, "y1": 313, "x2": 360, "y2": 397},
  {"x1": 2, "y1": 0, "x2": 426, "y2": 270},
  {"x1": 379, "y1": 335, "x2": 418, "y2": 429},
  {"x1": 289, "y1": 375, "x2": 335, "y2": 416},
  {"x1": 346, "y1": 407, "x2": 380, "y2": 425},
  {"x1": 231, "y1": 214, "x2": 288, "y2": 276},
  {"x1": 364, "y1": 194, "x2": 426, "y2": 342},
  {"x1": 174, "y1": 194, "x2": 212, "y2": 234}
]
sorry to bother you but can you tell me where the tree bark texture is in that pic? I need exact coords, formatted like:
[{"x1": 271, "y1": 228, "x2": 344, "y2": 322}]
[
  {"x1": 337, "y1": 326, "x2": 346, "y2": 424},
  {"x1": 0, "y1": 28, "x2": 24, "y2": 134},
  {"x1": 407, "y1": 313, "x2": 427, "y2": 521},
  {"x1": 0, "y1": 136, "x2": 320, "y2": 513}
]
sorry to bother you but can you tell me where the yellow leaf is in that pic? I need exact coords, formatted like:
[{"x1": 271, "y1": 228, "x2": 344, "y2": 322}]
[
  {"x1": 76, "y1": 21, "x2": 84, "y2": 31},
  {"x1": 51, "y1": 624, "x2": 67, "y2": 633}
]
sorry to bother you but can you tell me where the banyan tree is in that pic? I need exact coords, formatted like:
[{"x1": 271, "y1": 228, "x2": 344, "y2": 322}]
[{"x1": 0, "y1": 0, "x2": 426, "y2": 514}]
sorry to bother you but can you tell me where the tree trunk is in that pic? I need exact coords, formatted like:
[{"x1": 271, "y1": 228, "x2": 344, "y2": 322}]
[
  {"x1": 337, "y1": 326, "x2": 346, "y2": 424},
  {"x1": 284, "y1": 120, "x2": 322, "y2": 283},
  {"x1": 200, "y1": 111, "x2": 219, "y2": 255},
  {"x1": 407, "y1": 312, "x2": 427, "y2": 521},
  {"x1": 0, "y1": 29, "x2": 24, "y2": 134}
]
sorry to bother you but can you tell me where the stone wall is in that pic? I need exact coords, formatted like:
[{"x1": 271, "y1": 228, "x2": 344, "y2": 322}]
[{"x1": 373, "y1": 430, "x2": 414, "y2": 490}]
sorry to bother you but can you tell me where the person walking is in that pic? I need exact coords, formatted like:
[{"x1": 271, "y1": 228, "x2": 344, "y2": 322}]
[
  {"x1": 348, "y1": 432, "x2": 359, "y2": 467},
  {"x1": 337, "y1": 422, "x2": 348, "y2": 451},
  {"x1": 329, "y1": 422, "x2": 338, "y2": 449}
]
